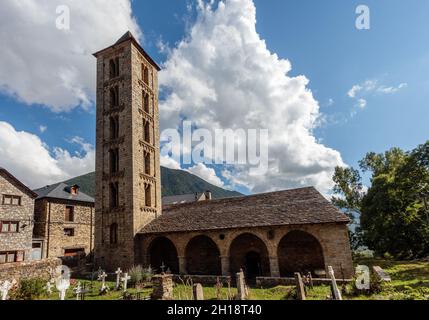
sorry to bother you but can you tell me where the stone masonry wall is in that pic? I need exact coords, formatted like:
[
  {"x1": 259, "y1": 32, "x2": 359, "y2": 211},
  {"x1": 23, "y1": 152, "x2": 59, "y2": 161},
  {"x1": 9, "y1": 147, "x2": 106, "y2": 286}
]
[
  {"x1": 0, "y1": 174, "x2": 35, "y2": 262},
  {"x1": 0, "y1": 258, "x2": 61, "y2": 282},
  {"x1": 34, "y1": 199, "x2": 94, "y2": 259}
]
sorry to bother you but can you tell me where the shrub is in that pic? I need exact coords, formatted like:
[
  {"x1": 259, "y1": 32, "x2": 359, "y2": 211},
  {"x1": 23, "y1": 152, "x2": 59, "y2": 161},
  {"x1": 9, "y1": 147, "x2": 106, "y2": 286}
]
[
  {"x1": 11, "y1": 278, "x2": 46, "y2": 300},
  {"x1": 128, "y1": 265, "x2": 144, "y2": 286}
]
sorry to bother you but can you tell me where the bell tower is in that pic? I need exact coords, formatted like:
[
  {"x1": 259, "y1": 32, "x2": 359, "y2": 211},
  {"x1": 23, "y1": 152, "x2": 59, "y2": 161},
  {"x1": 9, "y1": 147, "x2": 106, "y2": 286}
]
[{"x1": 93, "y1": 32, "x2": 162, "y2": 270}]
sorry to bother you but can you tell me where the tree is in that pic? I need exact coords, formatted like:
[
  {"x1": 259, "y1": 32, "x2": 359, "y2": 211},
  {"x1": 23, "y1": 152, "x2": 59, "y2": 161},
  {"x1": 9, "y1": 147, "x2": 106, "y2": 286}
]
[{"x1": 332, "y1": 143, "x2": 429, "y2": 259}]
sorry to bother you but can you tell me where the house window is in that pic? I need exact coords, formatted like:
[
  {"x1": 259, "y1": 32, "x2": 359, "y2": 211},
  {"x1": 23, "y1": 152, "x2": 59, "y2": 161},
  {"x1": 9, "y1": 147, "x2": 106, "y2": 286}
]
[
  {"x1": 0, "y1": 221, "x2": 19, "y2": 233},
  {"x1": 64, "y1": 248, "x2": 85, "y2": 257},
  {"x1": 0, "y1": 251, "x2": 24, "y2": 264},
  {"x1": 143, "y1": 91, "x2": 150, "y2": 114},
  {"x1": 110, "y1": 86, "x2": 119, "y2": 108},
  {"x1": 143, "y1": 121, "x2": 151, "y2": 144},
  {"x1": 144, "y1": 153, "x2": 151, "y2": 175},
  {"x1": 109, "y1": 149, "x2": 120, "y2": 174},
  {"x1": 145, "y1": 184, "x2": 152, "y2": 207},
  {"x1": 110, "y1": 223, "x2": 118, "y2": 245},
  {"x1": 109, "y1": 57, "x2": 120, "y2": 79},
  {"x1": 64, "y1": 228, "x2": 75, "y2": 237},
  {"x1": 110, "y1": 183, "x2": 119, "y2": 209},
  {"x1": 142, "y1": 64, "x2": 149, "y2": 85},
  {"x1": 65, "y1": 206, "x2": 74, "y2": 222},
  {"x1": 2, "y1": 195, "x2": 21, "y2": 206},
  {"x1": 110, "y1": 116, "x2": 119, "y2": 140}
]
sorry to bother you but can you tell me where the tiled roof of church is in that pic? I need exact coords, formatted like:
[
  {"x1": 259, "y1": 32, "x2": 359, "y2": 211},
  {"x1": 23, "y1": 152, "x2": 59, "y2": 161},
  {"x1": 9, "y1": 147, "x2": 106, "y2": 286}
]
[{"x1": 139, "y1": 187, "x2": 350, "y2": 234}]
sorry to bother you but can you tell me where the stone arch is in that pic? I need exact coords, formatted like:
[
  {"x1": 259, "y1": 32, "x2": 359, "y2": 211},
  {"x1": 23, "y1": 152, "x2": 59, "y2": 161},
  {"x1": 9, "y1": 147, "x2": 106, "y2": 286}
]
[
  {"x1": 185, "y1": 235, "x2": 221, "y2": 275},
  {"x1": 148, "y1": 237, "x2": 179, "y2": 274},
  {"x1": 278, "y1": 230, "x2": 325, "y2": 277},
  {"x1": 229, "y1": 233, "x2": 270, "y2": 279}
]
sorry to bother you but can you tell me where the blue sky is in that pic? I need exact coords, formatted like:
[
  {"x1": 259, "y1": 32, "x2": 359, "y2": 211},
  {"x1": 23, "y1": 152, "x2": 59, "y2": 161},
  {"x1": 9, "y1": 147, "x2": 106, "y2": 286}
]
[{"x1": 0, "y1": 0, "x2": 428, "y2": 192}]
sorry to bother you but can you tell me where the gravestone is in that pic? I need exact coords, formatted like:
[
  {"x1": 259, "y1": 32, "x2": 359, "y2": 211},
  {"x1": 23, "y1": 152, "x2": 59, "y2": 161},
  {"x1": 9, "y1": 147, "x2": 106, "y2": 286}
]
[
  {"x1": 115, "y1": 268, "x2": 123, "y2": 290},
  {"x1": 122, "y1": 273, "x2": 131, "y2": 292},
  {"x1": 328, "y1": 266, "x2": 342, "y2": 300},
  {"x1": 193, "y1": 283, "x2": 204, "y2": 300},
  {"x1": 74, "y1": 282, "x2": 83, "y2": 301},
  {"x1": 0, "y1": 280, "x2": 15, "y2": 301},
  {"x1": 98, "y1": 271, "x2": 108, "y2": 292},
  {"x1": 373, "y1": 266, "x2": 391, "y2": 282},
  {"x1": 45, "y1": 281, "x2": 53, "y2": 295},
  {"x1": 236, "y1": 270, "x2": 247, "y2": 300},
  {"x1": 294, "y1": 273, "x2": 306, "y2": 300},
  {"x1": 56, "y1": 278, "x2": 70, "y2": 300},
  {"x1": 151, "y1": 274, "x2": 174, "y2": 300}
]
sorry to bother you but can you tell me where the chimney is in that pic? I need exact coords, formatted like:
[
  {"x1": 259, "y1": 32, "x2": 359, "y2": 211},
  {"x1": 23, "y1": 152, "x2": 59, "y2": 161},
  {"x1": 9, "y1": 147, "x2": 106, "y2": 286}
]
[
  {"x1": 204, "y1": 190, "x2": 212, "y2": 201},
  {"x1": 70, "y1": 185, "x2": 80, "y2": 195}
]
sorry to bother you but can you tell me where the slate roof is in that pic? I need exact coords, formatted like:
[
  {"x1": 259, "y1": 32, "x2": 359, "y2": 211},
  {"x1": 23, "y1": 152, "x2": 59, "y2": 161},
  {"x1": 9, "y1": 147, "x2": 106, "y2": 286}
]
[
  {"x1": 34, "y1": 183, "x2": 94, "y2": 204},
  {"x1": 0, "y1": 167, "x2": 37, "y2": 198},
  {"x1": 140, "y1": 187, "x2": 350, "y2": 235},
  {"x1": 93, "y1": 31, "x2": 161, "y2": 71}
]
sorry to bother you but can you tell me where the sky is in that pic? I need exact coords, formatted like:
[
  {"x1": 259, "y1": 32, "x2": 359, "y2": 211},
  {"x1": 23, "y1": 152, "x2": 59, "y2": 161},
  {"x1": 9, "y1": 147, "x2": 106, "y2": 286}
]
[{"x1": 0, "y1": 0, "x2": 428, "y2": 195}]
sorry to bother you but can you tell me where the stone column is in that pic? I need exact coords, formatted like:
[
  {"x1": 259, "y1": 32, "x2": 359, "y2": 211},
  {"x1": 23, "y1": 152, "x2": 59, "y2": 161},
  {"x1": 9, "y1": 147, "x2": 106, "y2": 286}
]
[
  {"x1": 220, "y1": 256, "x2": 230, "y2": 276},
  {"x1": 269, "y1": 256, "x2": 280, "y2": 278},
  {"x1": 178, "y1": 256, "x2": 187, "y2": 275}
]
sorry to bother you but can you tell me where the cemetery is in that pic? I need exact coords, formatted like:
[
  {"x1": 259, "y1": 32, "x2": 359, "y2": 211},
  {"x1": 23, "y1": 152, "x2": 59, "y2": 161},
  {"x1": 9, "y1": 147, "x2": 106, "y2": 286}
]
[{"x1": 0, "y1": 257, "x2": 428, "y2": 301}]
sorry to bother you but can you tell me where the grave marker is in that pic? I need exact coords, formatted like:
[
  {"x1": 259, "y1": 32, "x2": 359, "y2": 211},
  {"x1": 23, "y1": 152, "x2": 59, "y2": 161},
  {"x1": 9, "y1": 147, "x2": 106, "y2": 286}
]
[
  {"x1": 0, "y1": 280, "x2": 15, "y2": 301},
  {"x1": 193, "y1": 283, "x2": 204, "y2": 300},
  {"x1": 373, "y1": 266, "x2": 391, "y2": 282},
  {"x1": 122, "y1": 273, "x2": 131, "y2": 292},
  {"x1": 98, "y1": 271, "x2": 108, "y2": 292},
  {"x1": 328, "y1": 266, "x2": 342, "y2": 300},
  {"x1": 115, "y1": 268, "x2": 123, "y2": 290},
  {"x1": 236, "y1": 269, "x2": 247, "y2": 300},
  {"x1": 294, "y1": 273, "x2": 306, "y2": 300}
]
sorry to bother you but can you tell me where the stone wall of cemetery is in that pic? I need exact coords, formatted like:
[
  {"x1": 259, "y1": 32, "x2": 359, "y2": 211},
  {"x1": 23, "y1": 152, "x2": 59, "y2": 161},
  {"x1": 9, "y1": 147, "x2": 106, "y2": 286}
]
[{"x1": 0, "y1": 258, "x2": 61, "y2": 282}]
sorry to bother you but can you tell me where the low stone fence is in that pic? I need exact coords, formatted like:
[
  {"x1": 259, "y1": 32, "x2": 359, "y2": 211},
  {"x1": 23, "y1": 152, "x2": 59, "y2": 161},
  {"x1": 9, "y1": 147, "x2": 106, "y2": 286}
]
[
  {"x1": 172, "y1": 275, "x2": 232, "y2": 286},
  {"x1": 0, "y1": 258, "x2": 61, "y2": 282},
  {"x1": 256, "y1": 277, "x2": 353, "y2": 287}
]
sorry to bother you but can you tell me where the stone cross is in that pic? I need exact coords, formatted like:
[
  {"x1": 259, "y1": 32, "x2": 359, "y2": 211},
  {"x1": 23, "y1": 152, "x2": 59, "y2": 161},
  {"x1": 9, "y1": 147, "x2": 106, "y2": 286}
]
[
  {"x1": 115, "y1": 268, "x2": 123, "y2": 290},
  {"x1": 74, "y1": 282, "x2": 83, "y2": 301},
  {"x1": 236, "y1": 269, "x2": 247, "y2": 300},
  {"x1": 193, "y1": 283, "x2": 204, "y2": 300},
  {"x1": 160, "y1": 262, "x2": 166, "y2": 274},
  {"x1": 328, "y1": 266, "x2": 342, "y2": 300},
  {"x1": 56, "y1": 278, "x2": 70, "y2": 301},
  {"x1": 0, "y1": 280, "x2": 15, "y2": 301},
  {"x1": 294, "y1": 273, "x2": 306, "y2": 300},
  {"x1": 121, "y1": 273, "x2": 131, "y2": 292},
  {"x1": 98, "y1": 272, "x2": 108, "y2": 292},
  {"x1": 45, "y1": 281, "x2": 53, "y2": 295}
]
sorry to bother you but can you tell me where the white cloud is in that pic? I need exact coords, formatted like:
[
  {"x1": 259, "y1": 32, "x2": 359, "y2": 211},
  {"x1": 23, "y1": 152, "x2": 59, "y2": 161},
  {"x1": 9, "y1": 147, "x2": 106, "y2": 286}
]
[
  {"x1": 0, "y1": 121, "x2": 94, "y2": 188},
  {"x1": 159, "y1": 0, "x2": 345, "y2": 194},
  {"x1": 39, "y1": 125, "x2": 47, "y2": 133},
  {"x1": 160, "y1": 155, "x2": 181, "y2": 170},
  {"x1": 0, "y1": 0, "x2": 141, "y2": 112},
  {"x1": 187, "y1": 163, "x2": 224, "y2": 188},
  {"x1": 347, "y1": 80, "x2": 407, "y2": 108},
  {"x1": 357, "y1": 99, "x2": 367, "y2": 109}
]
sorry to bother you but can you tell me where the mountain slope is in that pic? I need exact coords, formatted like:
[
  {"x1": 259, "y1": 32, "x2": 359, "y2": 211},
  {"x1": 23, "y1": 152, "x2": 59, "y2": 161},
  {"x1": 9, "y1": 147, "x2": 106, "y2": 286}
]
[{"x1": 62, "y1": 167, "x2": 242, "y2": 199}]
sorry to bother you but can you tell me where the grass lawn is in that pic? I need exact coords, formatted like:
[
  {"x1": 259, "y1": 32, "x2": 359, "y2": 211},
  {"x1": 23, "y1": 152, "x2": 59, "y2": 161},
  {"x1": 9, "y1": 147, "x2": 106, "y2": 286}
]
[{"x1": 35, "y1": 258, "x2": 429, "y2": 300}]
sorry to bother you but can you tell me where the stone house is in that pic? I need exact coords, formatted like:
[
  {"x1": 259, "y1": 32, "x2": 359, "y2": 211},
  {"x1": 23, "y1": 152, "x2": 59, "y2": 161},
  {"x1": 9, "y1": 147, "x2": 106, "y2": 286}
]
[
  {"x1": 0, "y1": 167, "x2": 37, "y2": 264},
  {"x1": 33, "y1": 183, "x2": 95, "y2": 261}
]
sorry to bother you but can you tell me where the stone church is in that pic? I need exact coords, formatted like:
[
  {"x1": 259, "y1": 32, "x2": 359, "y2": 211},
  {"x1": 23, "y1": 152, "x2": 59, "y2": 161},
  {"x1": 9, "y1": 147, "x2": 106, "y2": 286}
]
[{"x1": 93, "y1": 32, "x2": 354, "y2": 280}]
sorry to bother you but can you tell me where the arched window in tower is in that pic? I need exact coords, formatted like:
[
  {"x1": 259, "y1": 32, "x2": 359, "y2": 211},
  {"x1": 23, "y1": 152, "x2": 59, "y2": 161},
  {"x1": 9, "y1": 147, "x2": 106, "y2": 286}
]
[
  {"x1": 143, "y1": 91, "x2": 150, "y2": 114},
  {"x1": 110, "y1": 182, "x2": 119, "y2": 209},
  {"x1": 109, "y1": 57, "x2": 120, "y2": 79},
  {"x1": 109, "y1": 116, "x2": 119, "y2": 140},
  {"x1": 144, "y1": 121, "x2": 151, "y2": 144},
  {"x1": 144, "y1": 152, "x2": 151, "y2": 175},
  {"x1": 109, "y1": 149, "x2": 119, "y2": 173},
  {"x1": 142, "y1": 64, "x2": 149, "y2": 85},
  {"x1": 110, "y1": 223, "x2": 118, "y2": 245},
  {"x1": 110, "y1": 86, "x2": 119, "y2": 108},
  {"x1": 145, "y1": 184, "x2": 152, "y2": 207}
]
